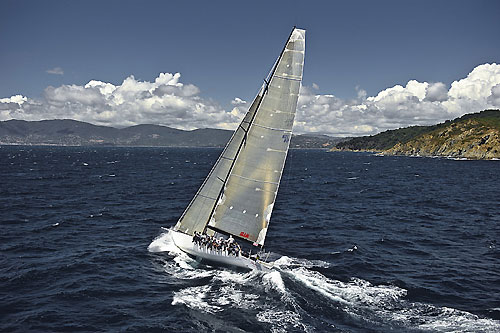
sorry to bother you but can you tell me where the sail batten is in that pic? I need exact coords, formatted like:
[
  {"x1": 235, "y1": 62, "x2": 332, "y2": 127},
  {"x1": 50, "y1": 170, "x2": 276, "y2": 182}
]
[
  {"x1": 274, "y1": 74, "x2": 302, "y2": 81},
  {"x1": 196, "y1": 193, "x2": 218, "y2": 200},
  {"x1": 252, "y1": 123, "x2": 292, "y2": 132},
  {"x1": 232, "y1": 173, "x2": 280, "y2": 185}
]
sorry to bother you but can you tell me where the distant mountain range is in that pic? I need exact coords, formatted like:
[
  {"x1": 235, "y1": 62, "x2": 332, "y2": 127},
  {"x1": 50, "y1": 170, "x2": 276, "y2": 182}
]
[
  {"x1": 0, "y1": 119, "x2": 345, "y2": 148},
  {"x1": 4, "y1": 110, "x2": 498, "y2": 158},
  {"x1": 334, "y1": 109, "x2": 500, "y2": 159}
]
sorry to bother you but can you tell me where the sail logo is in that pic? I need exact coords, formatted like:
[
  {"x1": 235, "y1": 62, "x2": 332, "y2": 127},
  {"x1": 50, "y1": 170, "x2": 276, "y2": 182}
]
[{"x1": 240, "y1": 232, "x2": 250, "y2": 238}]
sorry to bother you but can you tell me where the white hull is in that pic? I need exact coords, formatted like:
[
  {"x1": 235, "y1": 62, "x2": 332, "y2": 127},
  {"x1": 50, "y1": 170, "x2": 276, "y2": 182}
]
[{"x1": 171, "y1": 230, "x2": 273, "y2": 272}]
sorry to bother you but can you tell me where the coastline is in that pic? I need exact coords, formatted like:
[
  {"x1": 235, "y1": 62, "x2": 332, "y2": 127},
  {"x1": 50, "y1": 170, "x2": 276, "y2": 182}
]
[{"x1": 329, "y1": 147, "x2": 500, "y2": 160}]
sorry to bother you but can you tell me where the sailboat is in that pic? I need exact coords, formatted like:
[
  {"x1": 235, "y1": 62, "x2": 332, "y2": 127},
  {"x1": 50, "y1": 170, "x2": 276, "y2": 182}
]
[{"x1": 170, "y1": 27, "x2": 305, "y2": 271}]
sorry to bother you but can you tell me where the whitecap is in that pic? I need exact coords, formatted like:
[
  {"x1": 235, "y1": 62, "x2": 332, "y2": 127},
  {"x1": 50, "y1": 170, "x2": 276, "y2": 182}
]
[
  {"x1": 213, "y1": 268, "x2": 257, "y2": 285},
  {"x1": 273, "y1": 255, "x2": 330, "y2": 269},
  {"x1": 172, "y1": 285, "x2": 221, "y2": 313},
  {"x1": 149, "y1": 230, "x2": 213, "y2": 279},
  {"x1": 211, "y1": 284, "x2": 260, "y2": 310},
  {"x1": 147, "y1": 230, "x2": 179, "y2": 254},
  {"x1": 262, "y1": 270, "x2": 286, "y2": 294},
  {"x1": 286, "y1": 266, "x2": 500, "y2": 332},
  {"x1": 256, "y1": 309, "x2": 311, "y2": 333}
]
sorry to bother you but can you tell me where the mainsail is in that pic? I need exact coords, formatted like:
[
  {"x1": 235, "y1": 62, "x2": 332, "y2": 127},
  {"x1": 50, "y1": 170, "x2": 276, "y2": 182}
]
[{"x1": 174, "y1": 27, "x2": 305, "y2": 247}]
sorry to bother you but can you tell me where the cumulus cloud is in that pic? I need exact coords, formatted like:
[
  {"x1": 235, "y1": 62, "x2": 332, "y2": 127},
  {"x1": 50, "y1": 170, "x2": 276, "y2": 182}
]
[
  {"x1": 231, "y1": 97, "x2": 247, "y2": 105},
  {"x1": 488, "y1": 84, "x2": 500, "y2": 106},
  {"x1": 355, "y1": 85, "x2": 367, "y2": 100},
  {"x1": 46, "y1": 67, "x2": 64, "y2": 75},
  {"x1": 295, "y1": 63, "x2": 500, "y2": 136},
  {"x1": 228, "y1": 97, "x2": 248, "y2": 120},
  {"x1": 425, "y1": 82, "x2": 448, "y2": 102},
  {"x1": 0, "y1": 95, "x2": 27, "y2": 105},
  {"x1": 1, "y1": 63, "x2": 500, "y2": 136},
  {"x1": 0, "y1": 72, "x2": 242, "y2": 130}
]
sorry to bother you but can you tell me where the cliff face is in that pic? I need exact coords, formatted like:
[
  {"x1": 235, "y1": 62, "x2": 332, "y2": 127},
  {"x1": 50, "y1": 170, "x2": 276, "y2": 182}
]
[{"x1": 385, "y1": 119, "x2": 500, "y2": 159}]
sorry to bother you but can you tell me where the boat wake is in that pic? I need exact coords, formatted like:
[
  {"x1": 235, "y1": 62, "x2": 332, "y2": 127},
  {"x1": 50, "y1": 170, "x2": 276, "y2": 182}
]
[
  {"x1": 148, "y1": 228, "x2": 181, "y2": 254},
  {"x1": 148, "y1": 230, "x2": 500, "y2": 332}
]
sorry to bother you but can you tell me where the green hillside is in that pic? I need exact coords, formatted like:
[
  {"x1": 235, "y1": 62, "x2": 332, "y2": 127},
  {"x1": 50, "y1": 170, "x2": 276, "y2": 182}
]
[{"x1": 335, "y1": 109, "x2": 500, "y2": 153}]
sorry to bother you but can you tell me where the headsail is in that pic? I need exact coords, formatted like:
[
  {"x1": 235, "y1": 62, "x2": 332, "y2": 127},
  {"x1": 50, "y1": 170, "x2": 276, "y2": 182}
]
[
  {"x1": 174, "y1": 27, "x2": 305, "y2": 247},
  {"x1": 173, "y1": 94, "x2": 263, "y2": 235}
]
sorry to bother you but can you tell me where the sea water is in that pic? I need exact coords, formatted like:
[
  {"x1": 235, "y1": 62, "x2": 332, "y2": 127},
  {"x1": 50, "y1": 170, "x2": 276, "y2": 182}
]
[{"x1": 1, "y1": 146, "x2": 499, "y2": 332}]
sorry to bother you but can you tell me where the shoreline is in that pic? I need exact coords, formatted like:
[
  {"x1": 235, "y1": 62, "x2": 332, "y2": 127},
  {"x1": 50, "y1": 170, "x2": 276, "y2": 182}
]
[
  {"x1": 329, "y1": 148, "x2": 500, "y2": 160},
  {"x1": 0, "y1": 143, "x2": 331, "y2": 150}
]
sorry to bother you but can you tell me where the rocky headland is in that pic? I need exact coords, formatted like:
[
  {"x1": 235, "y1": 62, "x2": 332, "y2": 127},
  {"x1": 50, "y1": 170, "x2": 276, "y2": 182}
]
[
  {"x1": 385, "y1": 118, "x2": 499, "y2": 159},
  {"x1": 334, "y1": 109, "x2": 500, "y2": 159}
]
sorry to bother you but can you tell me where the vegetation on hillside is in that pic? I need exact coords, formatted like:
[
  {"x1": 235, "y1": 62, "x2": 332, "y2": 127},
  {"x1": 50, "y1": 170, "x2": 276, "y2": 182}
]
[
  {"x1": 386, "y1": 118, "x2": 500, "y2": 159},
  {"x1": 335, "y1": 109, "x2": 500, "y2": 152}
]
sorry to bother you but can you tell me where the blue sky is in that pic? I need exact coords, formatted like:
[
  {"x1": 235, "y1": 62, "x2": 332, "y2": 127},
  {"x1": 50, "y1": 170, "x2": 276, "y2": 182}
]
[{"x1": 1, "y1": 0, "x2": 500, "y2": 136}]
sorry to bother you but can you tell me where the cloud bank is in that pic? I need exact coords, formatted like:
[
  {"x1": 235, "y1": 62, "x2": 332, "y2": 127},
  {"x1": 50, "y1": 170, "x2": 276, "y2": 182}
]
[
  {"x1": 295, "y1": 63, "x2": 500, "y2": 136},
  {"x1": 1, "y1": 63, "x2": 500, "y2": 136},
  {"x1": 0, "y1": 73, "x2": 242, "y2": 130}
]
